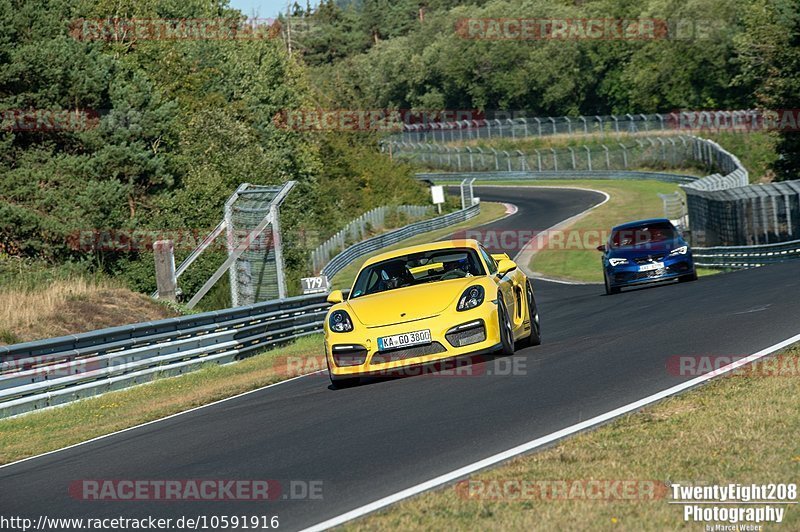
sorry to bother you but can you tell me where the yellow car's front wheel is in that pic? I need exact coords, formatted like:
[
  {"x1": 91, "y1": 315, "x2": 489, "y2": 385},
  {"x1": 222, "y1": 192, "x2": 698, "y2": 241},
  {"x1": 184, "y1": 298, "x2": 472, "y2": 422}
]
[
  {"x1": 517, "y1": 280, "x2": 541, "y2": 348},
  {"x1": 497, "y1": 295, "x2": 515, "y2": 356}
]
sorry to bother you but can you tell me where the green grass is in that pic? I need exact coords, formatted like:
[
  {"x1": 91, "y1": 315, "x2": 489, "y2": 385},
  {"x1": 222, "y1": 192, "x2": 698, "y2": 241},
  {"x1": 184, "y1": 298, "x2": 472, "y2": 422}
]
[
  {"x1": 347, "y1": 346, "x2": 800, "y2": 531},
  {"x1": 0, "y1": 334, "x2": 325, "y2": 465},
  {"x1": 0, "y1": 254, "x2": 97, "y2": 291},
  {"x1": 701, "y1": 131, "x2": 779, "y2": 182},
  {"x1": 331, "y1": 202, "x2": 509, "y2": 290}
]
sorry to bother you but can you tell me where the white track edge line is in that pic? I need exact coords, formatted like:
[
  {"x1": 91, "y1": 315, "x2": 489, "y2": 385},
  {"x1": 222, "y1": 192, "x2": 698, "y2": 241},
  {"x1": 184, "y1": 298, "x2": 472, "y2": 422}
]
[
  {"x1": 0, "y1": 370, "x2": 325, "y2": 470},
  {"x1": 509, "y1": 186, "x2": 611, "y2": 278},
  {"x1": 300, "y1": 331, "x2": 800, "y2": 532}
]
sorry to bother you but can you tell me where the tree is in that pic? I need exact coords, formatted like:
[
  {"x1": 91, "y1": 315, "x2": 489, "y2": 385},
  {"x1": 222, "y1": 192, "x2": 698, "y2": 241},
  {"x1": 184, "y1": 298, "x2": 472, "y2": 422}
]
[{"x1": 735, "y1": 0, "x2": 800, "y2": 180}]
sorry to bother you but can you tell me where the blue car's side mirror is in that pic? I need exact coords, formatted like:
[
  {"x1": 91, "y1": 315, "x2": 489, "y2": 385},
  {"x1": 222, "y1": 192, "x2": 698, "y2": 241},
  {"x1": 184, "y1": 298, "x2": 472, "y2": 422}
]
[{"x1": 596, "y1": 244, "x2": 607, "y2": 252}]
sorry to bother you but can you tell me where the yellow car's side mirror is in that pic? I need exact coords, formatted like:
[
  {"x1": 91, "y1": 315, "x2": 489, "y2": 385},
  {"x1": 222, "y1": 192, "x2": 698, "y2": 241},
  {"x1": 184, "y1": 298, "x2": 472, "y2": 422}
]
[
  {"x1": 496, "y1": 259, "x2": 517, "y2": 276},
  {"x1": 327, "y1": 290, "x2": 344, "y2": 304}
]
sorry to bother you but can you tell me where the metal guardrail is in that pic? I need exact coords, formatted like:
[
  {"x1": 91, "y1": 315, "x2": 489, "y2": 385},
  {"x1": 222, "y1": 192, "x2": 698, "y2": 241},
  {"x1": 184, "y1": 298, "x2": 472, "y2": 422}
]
[
  {"x1": 415, "y1": 170, "x2": 697, "y2": 184},
  {"x1": 311, "y1": 205, "x2": 432, "y2": 274},
  {"x1": 0, "y1": 293, "x2": 342, "y2": 418},
  {"x1": 321, "y1": 203, "x2": 481, "y2": 280},
  {"x1": 693, "y1": 239, "x2": 800, "y2": 269}
]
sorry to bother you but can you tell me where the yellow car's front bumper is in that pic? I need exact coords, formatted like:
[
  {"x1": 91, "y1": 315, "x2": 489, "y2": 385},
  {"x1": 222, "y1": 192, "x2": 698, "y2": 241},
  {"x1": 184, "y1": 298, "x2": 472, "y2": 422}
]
[{"x1": 325, "y1": 306, "x2": 503, "y2": 379}]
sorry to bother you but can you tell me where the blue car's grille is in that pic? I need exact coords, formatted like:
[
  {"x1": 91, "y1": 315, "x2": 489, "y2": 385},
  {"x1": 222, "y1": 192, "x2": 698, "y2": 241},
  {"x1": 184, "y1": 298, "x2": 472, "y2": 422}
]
[{"x1": 632, "y1": 253, "x2": 666, "y2": 265}]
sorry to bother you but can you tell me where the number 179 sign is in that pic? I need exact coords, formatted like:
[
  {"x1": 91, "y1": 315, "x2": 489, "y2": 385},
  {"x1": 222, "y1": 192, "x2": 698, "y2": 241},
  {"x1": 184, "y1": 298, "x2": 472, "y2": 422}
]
[{"x1": 301, "y1": 276, "x2": 330, "y2": 295}]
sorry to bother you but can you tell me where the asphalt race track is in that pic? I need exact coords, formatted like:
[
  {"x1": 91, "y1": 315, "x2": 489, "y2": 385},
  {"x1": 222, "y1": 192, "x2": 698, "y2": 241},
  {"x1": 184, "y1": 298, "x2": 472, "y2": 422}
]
[{"x1": 2, "y1": 186, "x2": 799, "y2": 531}]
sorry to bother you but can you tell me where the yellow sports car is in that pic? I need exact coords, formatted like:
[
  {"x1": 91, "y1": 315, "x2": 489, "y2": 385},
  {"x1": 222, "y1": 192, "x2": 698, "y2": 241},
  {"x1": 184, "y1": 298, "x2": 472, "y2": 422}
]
[{"x1": 323, "y1": 239, "x2": 541, "y2": 387}]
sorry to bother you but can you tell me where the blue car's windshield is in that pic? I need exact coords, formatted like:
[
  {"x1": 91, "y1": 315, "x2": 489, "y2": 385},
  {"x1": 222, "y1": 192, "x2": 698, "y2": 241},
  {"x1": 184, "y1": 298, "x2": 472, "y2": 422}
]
[
  {"x1": 611, "y1": 222, "x2": 678, "y2": 248},
  {"x1": 351, "y1": 248, "x2": 485, "y2": 299}
]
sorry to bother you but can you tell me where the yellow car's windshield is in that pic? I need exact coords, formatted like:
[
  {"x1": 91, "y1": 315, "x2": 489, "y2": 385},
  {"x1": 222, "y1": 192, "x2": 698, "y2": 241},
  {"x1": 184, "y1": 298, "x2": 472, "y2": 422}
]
[{"x1": 350, "y1": 248, "x2": 485, "y2": 299}]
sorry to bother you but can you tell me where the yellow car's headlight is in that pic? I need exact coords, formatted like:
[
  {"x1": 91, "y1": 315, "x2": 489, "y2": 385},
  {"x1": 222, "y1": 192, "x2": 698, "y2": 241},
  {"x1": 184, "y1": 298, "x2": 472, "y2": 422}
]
[
  {"x1": 457, "y1": 285, "x2": 485, "y2": 311},
  {"x1": 329, "y1": 310, "x2": 354, "y2": 332}
]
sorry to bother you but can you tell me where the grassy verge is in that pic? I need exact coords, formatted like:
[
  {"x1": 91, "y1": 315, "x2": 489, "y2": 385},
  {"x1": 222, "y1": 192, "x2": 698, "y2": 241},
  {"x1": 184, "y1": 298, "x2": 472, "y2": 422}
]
[
  {"x1": 701, "y1": 131, "x2": 778, "y2": 182},
  {"x1": 0, "y1": 334, "x2": 325, "y2": 465},
  {"x1": 346, "y1": 345, "x2": 800, "y2": 531},
  {"x1": 331, "y1": 201, "x2": 509, "y2": 290},
  {"x1": 0, "y1": 262, "x2": 179, "y2": 345}
]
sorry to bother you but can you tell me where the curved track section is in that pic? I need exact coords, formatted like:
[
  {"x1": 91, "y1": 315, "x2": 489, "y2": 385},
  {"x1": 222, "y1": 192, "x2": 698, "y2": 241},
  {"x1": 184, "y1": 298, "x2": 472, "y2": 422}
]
[{"x1": 2, "y1": 187, "x2": 799, "y2": 531}]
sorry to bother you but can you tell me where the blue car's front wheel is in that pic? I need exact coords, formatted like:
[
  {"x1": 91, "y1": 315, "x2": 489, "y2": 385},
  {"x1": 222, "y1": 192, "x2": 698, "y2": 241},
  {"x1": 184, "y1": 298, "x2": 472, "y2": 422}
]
[{"x1": 604, "y1": 270, "x2": 620, "y2": 295}]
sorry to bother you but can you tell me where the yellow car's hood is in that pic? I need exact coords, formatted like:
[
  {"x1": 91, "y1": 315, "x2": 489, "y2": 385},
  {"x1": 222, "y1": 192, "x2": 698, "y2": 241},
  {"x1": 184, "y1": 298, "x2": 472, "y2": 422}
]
[{"x1": 347, "y1": 278, "x2": 478, "y2": 327}]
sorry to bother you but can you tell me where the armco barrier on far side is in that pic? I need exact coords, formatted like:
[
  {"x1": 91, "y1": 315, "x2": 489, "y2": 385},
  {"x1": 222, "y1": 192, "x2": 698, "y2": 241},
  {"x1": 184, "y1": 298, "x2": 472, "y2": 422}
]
[{"x1": 0, "y1": 292, "x2": 346, "y2": 418}]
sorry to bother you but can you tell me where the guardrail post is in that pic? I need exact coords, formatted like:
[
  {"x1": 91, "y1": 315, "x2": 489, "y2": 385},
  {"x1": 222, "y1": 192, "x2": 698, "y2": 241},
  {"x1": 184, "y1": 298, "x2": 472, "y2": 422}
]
[
  {"x1": 154, "y1": 240, "x2": 177, "y2": 302},
  {"x1": 270, "y1": 202, "x2": 288, "y2": 300},
  {"x1": 534, "y1": 149, "x2": 542, "y2": 172},
  {"x1": 551, "y1": 148, "x2": 558, "y2": 171},
  {"x1": 476, "y1": 147, "x2": 485, "y2": 169},
  {"x1": 657, "y1": 137, "x2": 667, "y2": 161},
  {"x1": 626, "y1": 113, "x2": 636, "y2": 133},
  {"x1": 585, "y1": 145, "x2": 592, "y2": 171},
  {"x1": 668, "y1": 138, "x2": 677, "y2": 166},
  {"x1": 602, "y1": 144, "x2": 610, "y2": 169},
  {"x1": 619, "y1": 143, "x2": 628, "y2": 168}
]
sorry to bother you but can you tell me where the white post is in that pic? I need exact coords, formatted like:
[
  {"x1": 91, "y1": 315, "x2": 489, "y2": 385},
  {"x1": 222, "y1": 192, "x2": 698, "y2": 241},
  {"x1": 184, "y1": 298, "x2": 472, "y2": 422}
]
[{"x1": 153, "y1": 240, "x2": 177, "y2": 302}]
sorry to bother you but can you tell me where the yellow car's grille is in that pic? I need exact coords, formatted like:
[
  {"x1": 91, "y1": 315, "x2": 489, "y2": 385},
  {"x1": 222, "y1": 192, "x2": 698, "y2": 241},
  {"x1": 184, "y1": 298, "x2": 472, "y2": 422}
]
[{"x1": 370, "y1": 342, "x2": 447, "y2": 364}]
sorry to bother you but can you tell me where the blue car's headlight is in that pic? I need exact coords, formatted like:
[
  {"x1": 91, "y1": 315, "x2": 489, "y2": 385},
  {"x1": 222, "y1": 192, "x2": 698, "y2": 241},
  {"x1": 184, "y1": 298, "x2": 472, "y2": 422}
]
[
  {"x1": 457, "y1": 285, "x2": 485, "y2": 311},
  {"x1": 669, "y1": 245, "x2": 688, "y2": 256},
  {"x1": 329, "y1": 310, "x2": 354, "y2": 333},
  {"x1": 609, "y1": 258, "x2": 628, "y2": 266}
]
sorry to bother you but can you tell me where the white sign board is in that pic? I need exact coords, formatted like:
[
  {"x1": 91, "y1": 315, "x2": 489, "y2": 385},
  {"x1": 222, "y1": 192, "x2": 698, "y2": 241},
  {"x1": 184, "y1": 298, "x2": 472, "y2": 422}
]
[
  {"x1": 431, "y1": 185, "x2": 445, "y2": 205},
  {"x1": 301, "y1": 275, "x2": 330, "y2": 295}
]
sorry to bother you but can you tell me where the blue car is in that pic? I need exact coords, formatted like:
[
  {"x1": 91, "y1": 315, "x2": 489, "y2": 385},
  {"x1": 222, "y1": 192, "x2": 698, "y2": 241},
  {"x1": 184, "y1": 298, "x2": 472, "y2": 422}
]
[{"x1": 597, "y1": 218, "x2": 697, "y2": 295}]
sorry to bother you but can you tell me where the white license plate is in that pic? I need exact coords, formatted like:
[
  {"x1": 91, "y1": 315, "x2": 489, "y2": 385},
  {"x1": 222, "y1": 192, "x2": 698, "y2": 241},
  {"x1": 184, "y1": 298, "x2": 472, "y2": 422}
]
[
  {"x1": 378, "y1": 329, "x2": 432, "y2": 350},
  {"x1": 638, "y1": 262, "x2": 665, "y2": 272}
]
